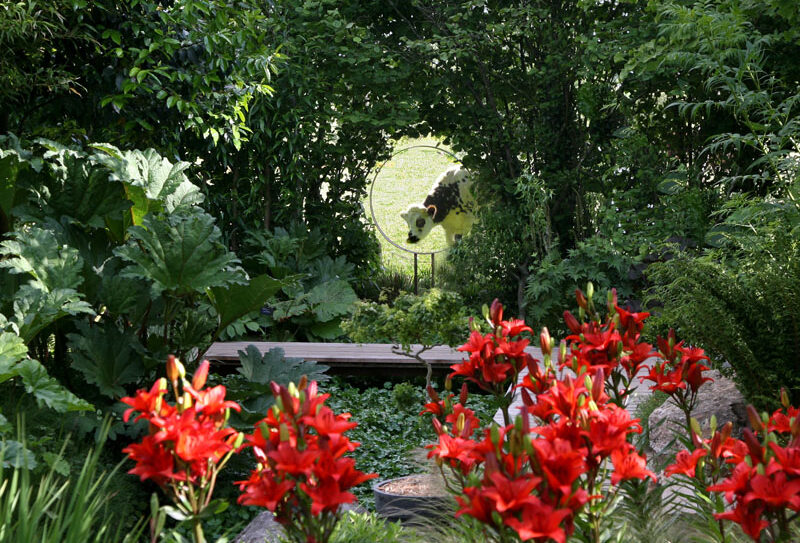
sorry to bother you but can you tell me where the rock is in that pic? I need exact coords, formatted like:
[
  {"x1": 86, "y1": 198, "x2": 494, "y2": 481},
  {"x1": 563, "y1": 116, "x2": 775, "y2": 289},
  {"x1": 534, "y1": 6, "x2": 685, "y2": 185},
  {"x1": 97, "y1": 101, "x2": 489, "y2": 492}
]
[
  {"x1": 648, "y1": 370, "x2": 747, "y2": 465},
  {"x1": 233, "y1": 511, "x2": 284, "y2": 543},
  {"x1": 233, "y1": 503, "x2": 365, "y2": 543}
]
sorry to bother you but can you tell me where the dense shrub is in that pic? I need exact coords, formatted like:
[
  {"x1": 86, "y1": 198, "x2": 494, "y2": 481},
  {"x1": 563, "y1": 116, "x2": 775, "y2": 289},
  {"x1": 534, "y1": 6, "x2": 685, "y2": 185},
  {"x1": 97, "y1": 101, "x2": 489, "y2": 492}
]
[{"x1": 647, "y1": 205, "x2": 800, "y2": 409}]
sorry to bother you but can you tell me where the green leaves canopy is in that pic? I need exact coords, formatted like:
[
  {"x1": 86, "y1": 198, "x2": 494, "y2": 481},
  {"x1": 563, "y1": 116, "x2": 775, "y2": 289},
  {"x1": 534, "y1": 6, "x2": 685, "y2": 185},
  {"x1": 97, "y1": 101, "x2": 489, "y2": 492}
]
[{"x1": 115, "y1": 211, "x2": 246, "y2": 297}]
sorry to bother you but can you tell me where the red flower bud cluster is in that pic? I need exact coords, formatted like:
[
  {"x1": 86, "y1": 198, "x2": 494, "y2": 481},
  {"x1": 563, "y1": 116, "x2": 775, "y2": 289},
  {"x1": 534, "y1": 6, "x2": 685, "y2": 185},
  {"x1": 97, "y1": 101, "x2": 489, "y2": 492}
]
[
  {"x1": 666, "y1": 399, "x2": 800, "y2": 541},
  {"x1": 122, "y1": 359, "x2": 242, "y2": 541},
  {"x1": 453, "y1": 302, "x2": 536, "y2": 393},
  {"x1": 122, "y1": 360, "x2": 241, "y2": 487},
  {"x1": 237, "y1": 380, "x2": 376, "y2": 543},
  {"x1": 428, "y1": 298, "x2": 655, "y2": 543}
]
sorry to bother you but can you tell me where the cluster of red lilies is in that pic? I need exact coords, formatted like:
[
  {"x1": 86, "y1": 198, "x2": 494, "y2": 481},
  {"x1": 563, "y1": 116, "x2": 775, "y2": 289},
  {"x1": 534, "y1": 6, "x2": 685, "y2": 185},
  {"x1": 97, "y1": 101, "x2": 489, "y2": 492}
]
[
  {"x1": 121, "y1": 286, "x2": 800, "y2": 542},
  {"x1": 666, "y1": 397, "x2": 800, "y2": 541},
  {"x1": 121, "y1": 359, "x2": 372, "y2": 543},
  {"x1": 236, "y1": 378, "x2": 376, "y2": 542},
  {"x1": 425, "y1": 294, "x2": 659, "y2": 542},
  {"x1": 121, "y1": 357, "x2": 244, "y2": 542}
]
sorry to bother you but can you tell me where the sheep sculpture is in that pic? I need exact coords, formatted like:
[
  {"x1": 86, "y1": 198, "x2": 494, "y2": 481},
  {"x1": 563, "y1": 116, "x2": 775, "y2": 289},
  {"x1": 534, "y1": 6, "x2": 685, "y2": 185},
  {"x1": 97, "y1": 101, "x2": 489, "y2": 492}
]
[{"x1": 401, "y1": 165, "x2": 477, "y2": 246}]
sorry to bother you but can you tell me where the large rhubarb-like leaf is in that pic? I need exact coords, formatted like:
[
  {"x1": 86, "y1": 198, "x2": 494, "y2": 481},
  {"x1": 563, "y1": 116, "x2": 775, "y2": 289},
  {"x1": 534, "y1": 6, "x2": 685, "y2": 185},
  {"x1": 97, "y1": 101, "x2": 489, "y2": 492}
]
[
  {"x1": 68, "y1": 322, "x2": 145, "y2": 398},
  {"x1": 94, "y1": 146, "x2": 202, "y2": 224},
  {"x1": 0, "y1": 227, "x2": 84, "y2": 291},
  {"x1": 0, "y1": 331, "x2": 27, "y2": 383},
  {"x1": 114, "y1": 211, "x2": 245, "y2": 296},
  {"x1": 0, "y1": 331, "x2": 91, "y2": 412},
  {"x1": 35, "y1": 140, "x2": 130, "y2": 228},
  {"x1": 11, "y1": 285, "x2": 93, "y2": 342},
  {"x1": 207, "y1": 274, "x2": 287, "y2": 336}
]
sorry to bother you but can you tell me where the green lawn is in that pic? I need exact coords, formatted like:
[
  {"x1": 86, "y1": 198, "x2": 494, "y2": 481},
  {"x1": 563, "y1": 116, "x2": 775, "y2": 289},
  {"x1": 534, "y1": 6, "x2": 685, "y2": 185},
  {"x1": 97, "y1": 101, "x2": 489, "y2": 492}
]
[{"x1": 368, "y1": 136, "x2": 461, "y2": 275}]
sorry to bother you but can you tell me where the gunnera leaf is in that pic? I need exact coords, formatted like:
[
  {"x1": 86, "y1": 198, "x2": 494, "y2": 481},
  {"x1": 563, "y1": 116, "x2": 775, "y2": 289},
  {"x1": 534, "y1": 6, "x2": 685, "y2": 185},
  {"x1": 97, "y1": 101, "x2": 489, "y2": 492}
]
[
  {"x1": 0, "y1": 331, "x2": 27, "y2": 383},
  {"x1": 208, "y1": 274, "x2": 286, "y2": 334},
  {"x1": 94, "y1": 146, "x2": 203, "y2": 224},
  {"x1": 236, "y1": 345, "x2": 329, "y2": 385},
  {"x1": 0, "y1": 227, "x2": 84, "y2": 292},
  {"x1": 226, "y1": 346, "x2": 329, "y2": 427},
  {"x1": 34, "y1": 140, "x2": 131, "y2": 228},
  {"x1": 68, "y1": 322, "x2": 146, "y2": 398},
  {"x1": 304, "y1": 279, "x2": 358, "y2": 322},
  {"x1": 114, "y1": 210, "x2": 246, "y2": 297},
  {"x1": 14, "y1": 358, "x2": 93, "y2": 412},
  {"x1": 11, "y1": 285, "x2": 93, "y2": 343}
]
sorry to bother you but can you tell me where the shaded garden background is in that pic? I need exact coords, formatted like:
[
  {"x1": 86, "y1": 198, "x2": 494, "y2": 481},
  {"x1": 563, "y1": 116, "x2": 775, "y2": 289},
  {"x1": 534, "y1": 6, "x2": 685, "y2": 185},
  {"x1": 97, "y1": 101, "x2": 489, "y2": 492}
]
[{"x1": 1, "y1": 0, "x2": 799, "y2": 540}]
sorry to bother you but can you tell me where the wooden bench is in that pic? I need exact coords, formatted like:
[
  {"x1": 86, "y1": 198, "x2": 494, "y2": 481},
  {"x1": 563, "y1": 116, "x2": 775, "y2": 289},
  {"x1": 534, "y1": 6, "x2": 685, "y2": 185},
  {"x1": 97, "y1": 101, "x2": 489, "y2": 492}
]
[{"x1": 202, "y1": 341, "x2": 543, "y2": 376}]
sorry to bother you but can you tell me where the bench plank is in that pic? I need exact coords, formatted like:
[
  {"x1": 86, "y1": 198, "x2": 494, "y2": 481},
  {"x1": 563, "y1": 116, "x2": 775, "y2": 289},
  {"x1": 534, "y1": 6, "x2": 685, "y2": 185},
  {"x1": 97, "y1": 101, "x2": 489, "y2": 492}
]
[{"x1": 202, "y1": 342, "x2": 543, "y2": 373}]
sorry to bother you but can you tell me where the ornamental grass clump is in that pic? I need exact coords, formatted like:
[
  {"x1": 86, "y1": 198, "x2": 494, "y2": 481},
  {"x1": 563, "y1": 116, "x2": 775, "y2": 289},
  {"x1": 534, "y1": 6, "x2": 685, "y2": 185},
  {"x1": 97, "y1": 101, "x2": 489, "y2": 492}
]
[
  {"x1": 424, "y1": 286, "x2": 724, "y2": 543},
  {"x1": 236, "y1": 378, "x2": 376, "y2": 543},
  {"x1": 121, "y1": 356, "x2": 243, "y2": 543}
]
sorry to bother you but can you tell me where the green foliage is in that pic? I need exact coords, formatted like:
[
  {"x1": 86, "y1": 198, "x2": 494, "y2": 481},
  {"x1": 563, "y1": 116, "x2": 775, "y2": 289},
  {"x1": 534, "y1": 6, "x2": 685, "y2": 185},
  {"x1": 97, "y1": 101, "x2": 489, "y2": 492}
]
[
  {"x1": 115, "y1": 211, "x2": 245, "y2": 297},
  {"x1": 0, "y1": 423, "x2": 144, "y2": 543},
  {"x1": 525, "y1": 236, "x2": 639, "y2": 334},
  {"x1": 342, "y1": 289, "x2": 478, "y2": 348},
  {"x1": 0, "y1": 137, "x2": 287, "y2": 442},
  {"x1": 223, "y1": 346, "x2": 330, "y2": 428},
  {"x1": 322, "y1": 377, "x2": 496, "y2": 510},
  {"x1": 242, "y1": 225, "x2": 360, "y2": 341},
  {"x1": 67, "y1": 322, "x2": 145, "y2": 399},
  {"x1": 647, "y1": 203, "x2": 800, "y2": 409},
  {"x1": 0, "y1": 331, "x2": 91, "y2": 426},
  {"x1": 328, "y1": 511, "x2": 408, "y2": 543}
]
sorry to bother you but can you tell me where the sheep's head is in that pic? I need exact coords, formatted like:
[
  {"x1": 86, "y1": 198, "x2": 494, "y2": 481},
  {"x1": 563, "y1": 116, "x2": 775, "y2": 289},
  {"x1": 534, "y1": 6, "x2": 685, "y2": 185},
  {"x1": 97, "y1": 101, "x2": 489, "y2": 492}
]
[{"x1": 401, "y1": 205, "x2": 436, "y2": 244}]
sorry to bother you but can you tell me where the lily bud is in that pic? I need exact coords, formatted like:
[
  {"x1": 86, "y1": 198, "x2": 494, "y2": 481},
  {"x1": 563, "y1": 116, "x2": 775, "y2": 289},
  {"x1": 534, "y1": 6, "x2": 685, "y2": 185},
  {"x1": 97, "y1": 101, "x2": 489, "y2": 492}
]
[
  {"x1": 563, "y1": 311, "x2": 581, "y2": 334},
  {"x1": 460, "y1": 383, "x2": 469, "y2": 406},
  {"x1": 584, "y1": 374, "x2": 593, "y2": 393},
  {"x1": 182, "y1": 392, "x2": 192, "y2": 409},
  {"x1": 575, "y1": 289, "x2": 588, "y2": 310},
  {"x1": 720, "y1": 421, "x2": 733, "y2": 442},
  {"x1": 559, "y1": 340, "x2": 567, "y2": 364},
  {"x1": 490, "y1": 424, "x2": 500, "y2": 446},
  {"x1": 166, "y1": 355, "x2": 184, "y2": 383},
  {"x1": 234, "y1": 432, "x2": 245, "y2": 449},
  {"x1": 743, "y1": 429, "x2": 764, "y2": 464},
  {"x1": 520, "y1": 388, "x2": 534, "y2": 407},
  {"x1": 456, "y1": 412, "x2": 466, "y2": 434},
  {"x1": 288, "y1": 382, "x2": 299, "y2": 399},
  {"x1": 690, "y1": 417, "x2": 702, "y2": 438},
  {"x1": 710, "y1": 414, "x2": 717, "y2": 435},
  {"x1": 427, "y1": 385, "x2": 440, "y2": 403},
  {"x1": 154, "y1": 378, "x2": 167, "y2": 413},
  {"x1": 192, "y1": 360, "x2": 209, "y2": 390},
  {"x1": 792, "y1": 414, "x2": 800, "y2": 440},
  {"x1": 489, "y1": 299, "x2": 503, "y2": 326},
  {"x1": 747, "y1": 405, "x2": 764, "y2": 433},
  {"x1": 298, "y1": 375, "x2": 308, "y2": 391},
  {"x1": 781, "y1": 388, "x2": 790, "y2": 409},
  {"x1": 586, "y1": 282, "x2": 594, "y2": 302},
  {"x1": 608, "y1": 288, "x2": 618, "y2": 311},
  {"x1": 592, "y1": 369, "x2": 605, "y2": 402},
  {"x1": 445, "y1": 376, "x2": 452, "y2": 391},
  {"x1": 519, "y1": 405, "x2": 530, "y2": 434},
  {"x1": 432, "y1": 418, "x2": 444, "y2": 435},
  {"x1": 469, "y1": 316, "x2": 480, "y2": 332},
  {"x1": 279, "y1": 423, "x2": 290, "y2": 442},
  {"x1": 540, "y1": 327, "x2": 552, "y2": 355}
]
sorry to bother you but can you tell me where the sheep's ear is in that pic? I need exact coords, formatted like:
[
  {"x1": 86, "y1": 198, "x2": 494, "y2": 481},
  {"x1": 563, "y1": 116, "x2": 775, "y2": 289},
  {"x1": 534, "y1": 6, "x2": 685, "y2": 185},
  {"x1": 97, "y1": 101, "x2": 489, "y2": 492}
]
[{"x1": 426, "y1": 205, "x2": 437, "y2": 218}]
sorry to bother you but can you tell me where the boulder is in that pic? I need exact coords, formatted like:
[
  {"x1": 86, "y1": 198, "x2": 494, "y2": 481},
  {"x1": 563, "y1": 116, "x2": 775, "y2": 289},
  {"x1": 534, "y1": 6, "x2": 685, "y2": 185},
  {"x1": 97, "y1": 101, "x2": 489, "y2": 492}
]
[{"x1": 647, "y1": 370, "x2": 747, "y2": 465}]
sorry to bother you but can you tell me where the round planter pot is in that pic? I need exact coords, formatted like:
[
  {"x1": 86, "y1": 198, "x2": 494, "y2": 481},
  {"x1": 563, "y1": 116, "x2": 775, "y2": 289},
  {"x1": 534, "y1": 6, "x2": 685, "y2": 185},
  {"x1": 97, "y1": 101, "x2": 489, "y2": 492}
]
[{"x1": 373, "y1": 474, "x2": 452, "y2": 522}]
